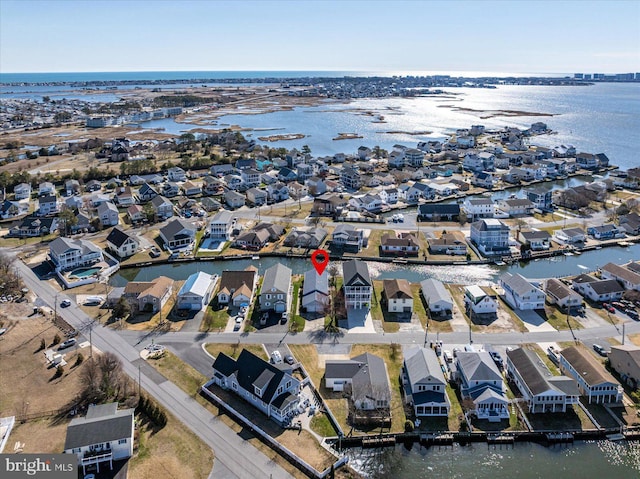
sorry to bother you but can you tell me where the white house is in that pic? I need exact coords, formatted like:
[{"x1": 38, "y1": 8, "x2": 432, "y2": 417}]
[
  {"x1": 64, "y1": 403, "x2": 134, "y2": 475},
  {"x1": 379, "y1": 188, "x2": 398, "y2": 204},
  {"x1": 420, "y1": 278, "x2": 453, "y2": 316},
  {"x1": 545, "y1": 278, "x2": 582, "y2": 310},
  {"x1": 383, "y1": 279, "x2": 413, "y2": 313},
  {"x1": 106, "y1": 227, "x2": 140, "y2": 259},
  {"x1": 38, "y1": 181, "x2": 56, "y2": 196},
  {"x1": 49, "y1": 237, "x2": 104, "y2": 272},
  {"x1": 559, "y1": 346, "x2": 623, "y2": 404},
  {"x1": 470, "y1": 219, "x2": 510, "y2": 256},
  {"x1": 167, "y1": 166, "x2": 187, "y2": 182},
  {"x1": 462, "y1": 198, "x2": 495, "y2": 221},
  {"x1": 343, "y1": 259, "x2": 372, "y2": 310},
  {"x1": 97, "y1": 201, "x2": 120, "y2": 227},
  {"x1": 177, "y1": 271, "x2": 217, "y2": 311},
  {"x1": 500, "y1": 273, "x2": 545, "y2": 310},
  {"x1": 209, "y1": 210, "x2": 235, "y2": 240},
  {"x1": 403, "y1": 347, "x2": 450, "y2": 417},
  {"x1": 464, "y1": 285, "x2": 498, "y2": 315},
  {"x1": 14, "y1": 182, "x2": 32, "y2": 200},
  {"x1": 600, "y1": 263, "x2": 640, "y2": 291},
  {"x1": 301, "y1": 269, "x2": 329, "y2": 313},
  {"x1": 553, "y1": 227, "x2": 586, "y2": 245}
]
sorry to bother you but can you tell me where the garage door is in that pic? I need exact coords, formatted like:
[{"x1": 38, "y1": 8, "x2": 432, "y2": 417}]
[{"x1": 275, "y1": 302, "x2": 286, "y2": 313}]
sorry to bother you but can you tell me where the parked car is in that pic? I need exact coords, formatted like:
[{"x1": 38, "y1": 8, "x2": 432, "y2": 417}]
[
  {"x1": 60, "y1": 299, "x2": 71, "y2": 308},
  {"x1": 58, "y1": 338, "x2": 77, "y2": 350},
  {"x1": 284, "y1": 354, "x2": 295, "y2": 365},
  {"x1": 281, "y1": 312, "x2": 288, "y2": 324},
  {"x1": 626, "y1": 309, "x2": 639, "y2": 320},
  {"x1": 270, "y1": 350, "x2": 282, "y2": 364},
  {"x1": 602, "y1": 303, "x2": 615, "y2": 313},
  {"x1": 149, "y1": 247, "x2": 161, "y2": 258},
  {"x1": 593, "y1": 344, "x2": 608, "y2": 357},
  {"x1": 0, "y1": 327, "x2": 7, "y2": 336}
]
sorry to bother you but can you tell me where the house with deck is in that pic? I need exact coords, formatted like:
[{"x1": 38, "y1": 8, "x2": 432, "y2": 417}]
[
  {"x1": 343, "y1": 259, "x2": 372, "y2": 310},
  {"x1": 403, "y1": 347, "x2": 450, "y2": 417},
  {"x1": 559, "y1": 346, "x2": 623, "y2": 404},
  {"x1": 159, "y1": 219, "x2": 196, "y2": 251},
  {"x1": 600, "y1": 262, "x2": 640, "y2": 291},
  {"x1": 217, "y1": 268, "x2": 257, "y2": 307},
  {"x1": 500, "y1": 273, "x2": 545, "y2": 310},
  {"x1": 106, "y1": 227, "x2": 140, "y2": 259},
  {"x1": 123, "y1": 276, "x2": 174, "y2": 313},
  {"x1": 49, "y1": 237, "x2": 104, "y2": 272},
  {"x1": 209, "y1": 210, "x2": 235, "y2": 240}
]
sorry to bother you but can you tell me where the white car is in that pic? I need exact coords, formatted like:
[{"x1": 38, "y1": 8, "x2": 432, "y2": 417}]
[{"x1": 271, "y1": 350, "x2": 282, "y2": 364}]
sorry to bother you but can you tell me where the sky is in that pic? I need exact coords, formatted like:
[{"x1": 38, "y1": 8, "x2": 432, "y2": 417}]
[{"x1": 1, "y1": 0, "x2": 639, "y2": 74}]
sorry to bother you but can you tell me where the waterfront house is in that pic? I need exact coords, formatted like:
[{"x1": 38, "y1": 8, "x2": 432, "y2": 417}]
[
  {"x1": 325, "y1": 353, "x2": 391, "y2": 420},
  {"x1": 301, "y1": 269, "x2": 329, "y2": 313},
  {"x1": 38, "y1": 194, "x2": 59, "y2": 215},
  {"x1": 210, "y1": 349, "x2": 301, "y2": 424},
  {"x1": 500, "y1": 273, "x2": 545, "y2": 310},
  {"x1": 526, "y1": 187, "x2": 553, "y2": 211},
  {"x1": 177, "y1": 271, "x2": 216, "y2": 311},
  {"x1": 518, "y1": 230, "x2": 551, "y2": 251},
  {"x1": 64, "y1": 402, "x2": 134, "y2": 475},
  {"x1": 224, "y1": 190, "x2": 246, "y2": 209},
  {"x1": 471, "y1": 171, "x2": 497, "y2": 189},
  {"x1": 553, "y1": 227, "x2": 586, "y2": 245},
  {"x1": 506, "y1": 348, "x2": 579, "y2": 414},
  {"x1": 217, "y1": 268, "x2": 257, "y2": 307},
  {"x1": 209, "y1": 210, "x2": 235, "y2": 240},
  {"x1": 127, "y1": 204, "x2": 145, "y2": 224},
  {"x1": 267, "y1": 182, "x2": 289, "y2": 202},
  {"x1": 283, "y1": 227, "x2": 328, "y2": 249},
  {"x1": 417, "y1": 203, "x2": 460, "y2": 222},
  {"x1": 138, "y1": 183, "x2": 158, "y2": 202},
  {"x1": 167, "y1": 166, "x2": 187, "y2": 182},
  {"x1": 462, "y1": 198, "x2": 495, "y2": 221},
  {"x1": 497, "y1": 198, "x2": 534, "y2": 217},
  {"x1": 259, "y1": 263, "x2": 292, "y2": 314},
  {"x1": 162, "y1": 182, "x2": 180, "y2": 198},
  {"x1": 97, "y1": 201, "x2": 119, "y2": 227},
  {"x1": 246, "y1": 187, "x2": 268, "y2": 206},
  {"x1": 428, "y1": 231, "x2": 468, "y2": 256},
  {"x1": 349, "y1": 194, "x2": 382, "y2": 213},
  {"x1": 428, "y1": 182, "x2": 459, "y2": 197},
  {"x1": 576, "y1": 153, "x2": 598, "y2": 170},
  {"x1": 241, "y1": 168, "x2": 260, "y2": 187},
  {"x1": 234, "y1": 229, "x2": 270, "y2": 250},
  {"x1": 159, "y1": 218, "x2": 196, "y2": 251},
  {"x1": 106, "y1": 227, "x2": 140, "y2": 259},
  {"x1": 343, "y1": 259, "x2": 372, "y2": 310},
  {"x1": 420, "y1": 279, "x2": 453, "y2": 316},
  {"x1": 600, "y1": 262, "x2": 640, "y2": 291},
  {"x1": 609, "y1": 345, "x2": 640, "y2": 389},
  {"x1": 38, "y1": 181, "x2": 56, "y2": 196},
  {"x1": 545, "y1": 278, "x2": 583, "y2": 310},
  {"x1": 587, "y1": 224, "x2": 625, "y2": 240},
  {"x1": 123, "y1": 276, "x2": 174, "y2": 313},
  {"x1": 0, "y1": 199, "x2": 27, "y2": 219},
  {"x1": 464, "y1": 285, "x2": 498, "y2": 316},
  {"x1": 382, "y1": 278, "x2": 413, "y2": 314},
  {"x1": 576, "y1": 277, "x2": 625, "y2": 303},
  {"x1": 619, "y1": 212, "x2": 640, "y2": 236},
  {"x1": 470, "y1": 219, "x2": 510, "y2": 256},
  {"x1": 403, "y1": 347, "x2": 450, "y2": 417},
  {"x1": 380, "y1": 232, "x2": 420, "y2": 256},
  {"x1": 379, "y1": 188, "x2": 398, "y2": 205},
  {"x1": 14, "y1": 182, "x2": 32, "y2": 200},
  {"x1": 150, "y1": 195, "x2": 174, "y2": 220},
  {"x1": 224, "y1": 174, "x2": 243, "y2": 190},
  {"x1": 49, "y1": 237, "x2": 104, "y2": 272},
  {"x1": 559, "y1": 346, "x2": 623, "y2": 404},
  {"x1": 72, "y1": 212, "x2": 92, "y2": 234},
  {"x1": 455, "y1": 351, "x2": 509, "y2": 421},
  {"x1": 9, "y1": 215, "x2": 57, "y2": 237},
  {"x1": 331, "y1": 224, "x2": 365, "y2": 252},
  {"x1": 182, "y1": 181, "x2": 201, "y2": 197}
]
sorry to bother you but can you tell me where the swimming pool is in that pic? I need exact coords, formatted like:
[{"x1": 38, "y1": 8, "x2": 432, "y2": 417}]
[{"x1": 69, "y1": 267, "x2": 101, "y2": 279}]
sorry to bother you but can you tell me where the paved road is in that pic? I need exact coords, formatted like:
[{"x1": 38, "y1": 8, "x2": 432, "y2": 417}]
[{"x1": 14, "y1": 258, "x2": 293, "y2": 479}]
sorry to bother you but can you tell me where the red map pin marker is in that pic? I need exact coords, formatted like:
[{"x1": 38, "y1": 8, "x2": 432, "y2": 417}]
[{"x1": 311, "y1": 249, "x2": 329, "y2": 275}]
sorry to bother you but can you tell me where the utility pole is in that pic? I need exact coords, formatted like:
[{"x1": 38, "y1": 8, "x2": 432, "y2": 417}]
[
  {"x1": 138, "y1": 363, "x2": 141, "y2": 397},
  {"x1": 423, "y1": 318, "x2": 429, "y2": 347},
  {"x1": 622, "y1": 322, "x2": 626, "y2": 345}
]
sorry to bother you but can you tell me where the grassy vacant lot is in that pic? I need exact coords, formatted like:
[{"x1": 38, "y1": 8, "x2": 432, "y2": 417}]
[
  {"x1": 289, "y1": 276, "x2": 306, "y2": 333},
  {"x1": 204, "y1": 342, "x2": 268, "y2": 361},
  {"x1": 356, "y1": 229, "x2": 390, "y2": 257},
  {"x1": 543, "y1": 305, "x2": 583, "y2": 331},
  {"x1": 201, "y1": 300, "x2": 232, "y2": 332}
]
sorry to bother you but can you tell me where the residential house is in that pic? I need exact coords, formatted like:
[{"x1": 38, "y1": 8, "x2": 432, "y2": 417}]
[
  {"x1": 49, "y1": 237, "x2": 104, "y2": 272},
  {"x1": 106, "y1": 227, "x2": 140, "y2": 259},
  {"x1": 574, "y1": 276, "x2": 624, "y2": 303},
  {"x1": 455, "y1": 351, "x2": 509, "y2": 421},
  {"x1": 159, "y1": 218, "x2": 196, "y2": 250},
  {"x1": 553, "y1": 227, "x2": 586, "y2": 245},
  {"x1": 137, "y1": 183, "x2": 158, "y2": 202},
  {"x1": 619, "y1": 212, "x2": 640, "y2": 236},
  {"x1": 420, "y1": 278, "x2": 453, "y2": 316},
  {"x1": 277, "y1": 167, "x2": 297, "y2": 183},
  {"x1": 210, "y1": 349, "x2": 301, "y2": 424},
  {"x1": 296, "y1": 163, "x2": 314, "y2": 182},
  {"x1": 202, "y1": 176, "x2": 223, "y2": 196},
  {"x1": 306, "y1": 176, "x2": 327, "y2": 196},
  {"x1": 380, "y1": 232, "x2": 420, "y2": 256},
  {"x1": 559, "y1": 346, "x2": 623, "y2": 403},
  {"x1": 403, "y1": 347, "x2": 450, "y2": 417},
  {"x1": 576, "y1": 153, "x2": 598, "y2": 170},
  {"x1": 162, "y1": 182, "x2": 180, "y2": 198},
  {"x1": 65, "y1": 179, "x2": 80, "y2": 196},
  {"x1": 464, "y1": 285, "x2": 498, "y2": 316},
  {"x1": 217, "y1": 268, "x2": 257, "y2": 307},
  {"x1": 301, "y1": 269, "x2": 329, "y2": 313},
  {"x1": 97, "y1": 201, "x2": 119, "y2": 227},
  {"x1": 357, "y1": 146, "x2": 372, "y2": 160},
  {"x1": 0, "y1": 199, "x2": 26, "y2": 219},
  {"x1": 470, "y1": 219, "x2": 511, "y2": 256},
  {"x1": 379, "y1": 188, "x2": 398, "y2": 205},
  {"x1": 90, "y1": 193, "x2": 111, "y2": 208},
  {"x1": 150, "y1": 195, "x2": 174, "y2": 220},
  {"x1": 288, "y1": 182, "x2": 309, "y2": 200},
  {"x1": 472, "y1": 171, "x2": 497, "y2": 189},
  {"x1": 84, "y1": 180, "x2": 101, "y2": 192},
  {"x1": 382, "y1": 279, "x2": 413, "y2": 313},
  {"x1": 545, "y1": 278, "x2": 583, "y2": 310},
  {"x1": 234, "y1": 229, "x2": 270, "y2": 250},
  {"x1": 182, "y1": 181, "x2": 201, "y2": 197},
  {"x1": 64, "y1": 403, "x2": 134, "y2": 475},
  {"x1": 609, "y1": 345, "x2": 640, "y2": 389},
  {"x1": 209, "y1": 210, "x2": 235, "y2": 240},
  {"x1": 600, "y1": 262, "x2": 640, "y2": 291},
  {"x1": 325, "y1": 353, "x2": 391, "y2": 418},
  {"x1": 343, "y1": 259, "x2": 372, "y2": 310},
  {"x1": 38, "y1": 194, "x2": 59, "y2": 215},
  {"x1": 587, "y1": 224, "x2": 625, "y2": 240},
  {"x1": 259, "y1": 263, "x2": 292, "y2": 313},
  {"x1": 506, "y1": 348, "x2": 579, "y2": 414},
  {"x1": 167, "y1": 166, "x2": 187, "y2": 182},
  {"x1": 462, "y1": 198, "x2": 495, "y2": 221},
  {"x1": 283, "y1": 227, "x2": 328, "y2": 249},
  {"x1": 331, "y1": 224, "x2": 365, "y2": 252},
  {"x1": 463, "y1": 152, "x2": 494, "y2": 173},
  {"x1": 224, "y1": 190, "x2": 246, "y2": 209},
  {"x1": 428, "y1": 182, "x2": 459, "y2": 197},
  {"x1": 341, "y1": 167, "x2": 362, "y2": 190},
  {"x1": 526, "y1": 188, "x2": 553, "y2": 211},
  {"x1": 113, "y1": 186, "x2": 134, "y2": 206},
  {"x1": 428, "y1": 232, "x2": 468, "y2": 256},
  {"x1": 417, "y1": 203, "x2": 460, "y2": 222},
  {"x1": 246, "y1": 187, "x2": 268, "y2": 206},
  {"x1": 127, "y1": 204, "x2": 145, "y2": 224},
  {"x1": 500, "y1": 273, "x2": 545, "y2": 310},
  {"x1": 14, "y1": 182, "x2": 32, "y2": 200},
  {"x1": 312, "y1": 194, "x2": 347, "y2": 216},
  {"x1": 267, "y1": 182, "x2": 289, "y2": 202},
  {"x1": 38, "y1": 181, "x2": 56, "y2": 196},
  {"x1": 123, "y1": 276, "x2": 174, "y2": 313},
  {"x1": 349, "y1": 194, "x2": 382, "y2": 213},
  {"x1": 404, "y1": 148, "x2": 425, "y2": 167},
  {"x1": 177, "y1": 271, "x2": 216, "y2": 311},
  {"x1": 253, "y1": 222, "x2": 285, "y2": 242},
  {"x1": 9, "y1": 215, "x2": 57, "y2": 237},
  {"x1": 518, "y1": 230, "x2": 551, "y2": 251},
  {"x1": 397, "y1": 184, "x2": 420, "y2": 203},
  {"x1": 210, "y1": 164, "x2": 235, "y2": 177},
  {"x1": 497, "y1": 198, "x2": 534, "y2": 217},
  {"x1": 200, "y1": 197, "x2": 221, "y2": 212},
  {"x1": 224, "y1": 174, "x2": 243, "y2": 190},
  {"x1": 241, "y1": 168, "x2": 260, "y2": 187}
]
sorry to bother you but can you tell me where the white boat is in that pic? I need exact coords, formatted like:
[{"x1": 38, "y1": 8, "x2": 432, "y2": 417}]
[
  {"x1": 564, "y1": 252, "x2": 575, "y2": 256},
  {"x1": 252, "y1": 255, "x2": 260, "y2": 260}
]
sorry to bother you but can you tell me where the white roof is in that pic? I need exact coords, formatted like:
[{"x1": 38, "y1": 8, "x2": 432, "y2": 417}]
[{"x1": 178, "y1": 271, "x2": 213, "y2": 298}]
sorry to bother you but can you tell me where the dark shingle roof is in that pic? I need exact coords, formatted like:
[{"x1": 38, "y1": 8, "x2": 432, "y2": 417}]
[
  {"x1": 342, "y1": 259, "x2": 371, "y2": 287},
  {"x1": 64, "y1": 404, "x2": 134, "y2": 450},
  {"x1": 106, "y1": 227, "x2": 133, "y2": 248},
  {"x1": 560, "y1": 346, "x2": 619, "y2": 386}
]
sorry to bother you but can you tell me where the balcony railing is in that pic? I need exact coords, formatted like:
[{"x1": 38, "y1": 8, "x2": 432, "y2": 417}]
[{"x1": 81, "y1": 451, "x2": 112, "y2": 465}]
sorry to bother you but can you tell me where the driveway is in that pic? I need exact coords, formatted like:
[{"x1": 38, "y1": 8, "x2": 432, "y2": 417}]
[{"x1": 513, "y1": 309, "x2": 557, "y2": 333}]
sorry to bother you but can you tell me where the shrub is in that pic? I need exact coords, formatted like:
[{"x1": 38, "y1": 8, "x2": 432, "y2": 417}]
[
  {"x1": 75, "y1": 353, "x2": 84, "y2": 366},
  {"x1": 52, "y1": 333, "x2": 61, "y2": 345},
  {"x1": 404, "y1": 420, "x2": 414, "y2": 432},
  {"x1": 39, "y1": 338, "x2": 46, "y2": 351},
  {"x1": 54, "y1": 365, "x2": 64, "y2": 378}
]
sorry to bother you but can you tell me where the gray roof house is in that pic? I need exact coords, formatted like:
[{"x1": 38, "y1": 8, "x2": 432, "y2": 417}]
[
  {"x1": 301, "y1": 269, "x2": 329, "y2": 314},
  {"x1": 343, "y1": 259, "x2": 372, "y2": 310},
  {"x1": 64, "y1": 402, "x2": 134, "y2": 474},
  {"x1": 403, "y1": 347, "x2": 450, "y2": 417},
  {"x1": 159, "y1": 218, "x2": 196, "y2": 251},
  {"x1": 283, "y1": 227, "x2": 328, "y2": 249},
  {"x1": 500, "y1": 272, "x2": 545, "y2": 310},
  {"x1": 97, "y1": 201, "x2": 119, "y2": 227},
  {"x1": 420, "y1": 278, "x2": 454, "y2": 315},
  {"x1": 506, "y1": 347, "x2": 579, "y2": 414},
  {"x1": 259, "y1": 263, "x2": 292, "y2": 314}
]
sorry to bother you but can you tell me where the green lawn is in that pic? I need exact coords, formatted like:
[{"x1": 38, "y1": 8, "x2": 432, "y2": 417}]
[
  {"x1": 289, "y1": 276, "x2": 305, "y2": 333},
  {"x1": 544, "y1": 305, "x2": 583, "y2": 331},
  {"x1": 200, "y1": 303, "x2": 231, "y2": 332}
]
